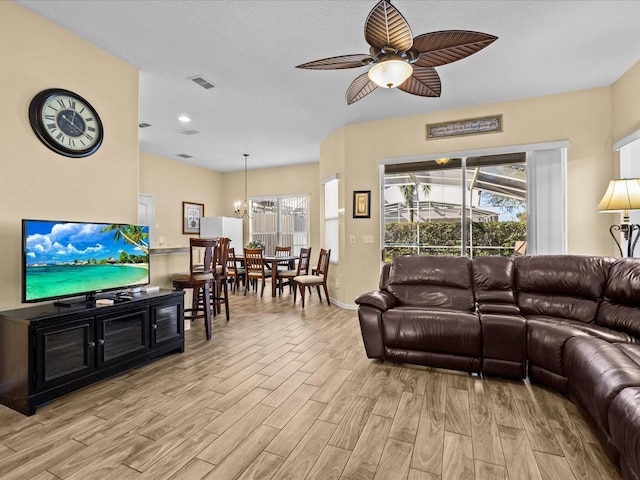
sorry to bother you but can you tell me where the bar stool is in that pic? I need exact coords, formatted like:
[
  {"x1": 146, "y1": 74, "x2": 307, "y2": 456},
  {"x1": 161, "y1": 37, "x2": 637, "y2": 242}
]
[
  {"x1": 171, "y1": 237, "x2": 217, "y2": 340},
  {"x1": 211, "y1": 237, "x2": 230, "y2": 321}
]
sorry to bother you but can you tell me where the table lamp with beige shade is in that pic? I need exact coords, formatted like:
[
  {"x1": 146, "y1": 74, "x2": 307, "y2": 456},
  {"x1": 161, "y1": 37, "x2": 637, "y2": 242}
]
[{"x1": 597, "y1": 178, "x2": 640, "y2": 257}]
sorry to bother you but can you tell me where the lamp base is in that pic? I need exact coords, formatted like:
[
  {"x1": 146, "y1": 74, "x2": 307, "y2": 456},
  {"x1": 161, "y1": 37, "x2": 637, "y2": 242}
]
[{"x1": 610, "y1": 224, "x2": 640, "y2": 257}]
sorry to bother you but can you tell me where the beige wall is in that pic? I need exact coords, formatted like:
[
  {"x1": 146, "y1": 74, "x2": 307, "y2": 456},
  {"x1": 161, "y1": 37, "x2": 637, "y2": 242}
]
[
  {"x1": 139, "y1": 151, "x2": 224, "y2": 289},
  {"x1": 612, "y1": 60, "x2": 640, "y2": 146},
  {"x1": 0, "y1": 3, "x2": 139, "y2": 309},
  {"x1": 318, "y1": 128, "x2": 348, "y2": 303},
  {"x1": 139, "y1": 151, "x2": 224, "y2": 248},
  {"x1": 323, "y1": 88, "x2": 616, "y2": 306}
]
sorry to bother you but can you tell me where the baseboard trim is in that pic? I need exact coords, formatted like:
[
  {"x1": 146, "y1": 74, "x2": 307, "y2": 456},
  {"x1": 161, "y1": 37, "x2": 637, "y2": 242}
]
[{"x1": 329, "y1": 298, "x2": 358, "y2": 310}]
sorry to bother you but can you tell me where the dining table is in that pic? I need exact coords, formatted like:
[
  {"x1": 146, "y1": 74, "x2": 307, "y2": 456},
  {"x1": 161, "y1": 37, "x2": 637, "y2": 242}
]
[{"x1": 235, "y1": 253, "x2": 298, "y2": 297}]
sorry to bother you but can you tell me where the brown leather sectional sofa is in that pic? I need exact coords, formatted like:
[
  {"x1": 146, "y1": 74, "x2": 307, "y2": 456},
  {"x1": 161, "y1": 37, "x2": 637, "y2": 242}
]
[{"x1": 355, "y1": 254, "x2": 640, "y2": 480}]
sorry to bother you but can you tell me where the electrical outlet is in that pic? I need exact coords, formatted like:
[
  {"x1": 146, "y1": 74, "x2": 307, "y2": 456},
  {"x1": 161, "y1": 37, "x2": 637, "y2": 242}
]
[{"x1": 334, "y1": 279, "x2": 339, "y2": 289}]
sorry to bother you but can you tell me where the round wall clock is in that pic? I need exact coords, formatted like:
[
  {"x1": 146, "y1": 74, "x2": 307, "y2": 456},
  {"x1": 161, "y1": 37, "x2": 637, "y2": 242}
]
[{"x1": 28, "y1": 88, "x2": 104, "y2": 158}]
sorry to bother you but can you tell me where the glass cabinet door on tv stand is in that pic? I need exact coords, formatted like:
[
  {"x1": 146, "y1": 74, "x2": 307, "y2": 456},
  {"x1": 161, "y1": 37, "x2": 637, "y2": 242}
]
[
  {"x1": 151, "y1": 301, "x2": 182, "y2": 347},
  {"x1": 34, "y1": 318, "x2": 97, "y2": 392},
  {"x1": 96, "y1": 306, "x2": 150, "y2": 369}
]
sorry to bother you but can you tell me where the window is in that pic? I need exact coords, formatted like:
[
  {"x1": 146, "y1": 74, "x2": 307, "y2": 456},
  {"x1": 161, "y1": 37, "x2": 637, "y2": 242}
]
[
  {"x1": 616, "y1": 132, "x2": 640, "y2": 255},
  {"x1": 324, "y1": 177, "x2": 339, "y2": 262},
  {"x1": 249, "y1": 194, "x2": 309, "y2": 255},
  {"x1": 384, "y1": 154, "x2": 527, "y2": 259}
]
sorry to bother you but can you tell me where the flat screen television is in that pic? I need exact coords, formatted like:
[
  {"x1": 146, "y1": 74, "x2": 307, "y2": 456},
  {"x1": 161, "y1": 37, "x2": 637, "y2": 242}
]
[{"x1": 22, "y1": 219, "x2": 150, "y2": 304}]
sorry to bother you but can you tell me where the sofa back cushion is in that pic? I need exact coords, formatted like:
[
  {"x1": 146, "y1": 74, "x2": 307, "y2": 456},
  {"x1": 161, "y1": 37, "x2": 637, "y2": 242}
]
[
  {"x1": 597, "y1": 258, "x2": 640, "y2": 338},
  {"x1": 514, "y1": 255, "x2": 612, "y2": 323},
  {"x1": 472, "y1": 256, "x2": 515, "y2": 304},
  {"x1": 386, "y1": 256, "x2": 474, "y2": 311}
]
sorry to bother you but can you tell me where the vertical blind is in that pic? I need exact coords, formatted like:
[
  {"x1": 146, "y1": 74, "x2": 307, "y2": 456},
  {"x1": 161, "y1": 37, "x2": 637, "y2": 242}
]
[
  {"x1": 324, "y1": 177, "x2": 339, "y2": 262},
  {"x1": 249, "y1": 194, "x2": 309, "y2": 255}
]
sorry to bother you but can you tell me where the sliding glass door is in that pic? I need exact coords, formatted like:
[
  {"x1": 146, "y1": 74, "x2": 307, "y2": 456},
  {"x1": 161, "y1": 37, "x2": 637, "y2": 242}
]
[{"x1": 383, "y1": 153, "x2": 527, "y2": 260}]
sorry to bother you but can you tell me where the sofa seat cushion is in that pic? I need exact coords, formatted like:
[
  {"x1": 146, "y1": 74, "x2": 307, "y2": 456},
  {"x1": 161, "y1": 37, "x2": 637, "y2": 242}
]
[
  {"x1": 382, "y1": 307, "x2": 481, "y2": 357},
  {"x1": 565, "y1": 337, "x2": 640, "y2": 441},
  {"x1": 527, "y1": 317, "x2": 636, "y2": 381},
  {"x1": 609, "y1": 387, "x2": 640, "y2": 480}
]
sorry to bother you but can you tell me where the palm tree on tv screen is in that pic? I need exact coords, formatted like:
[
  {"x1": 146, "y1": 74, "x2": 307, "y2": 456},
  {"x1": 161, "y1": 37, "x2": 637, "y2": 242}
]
[{"x1": 100, "y1": 224, "x2": 149, "y2": 255}]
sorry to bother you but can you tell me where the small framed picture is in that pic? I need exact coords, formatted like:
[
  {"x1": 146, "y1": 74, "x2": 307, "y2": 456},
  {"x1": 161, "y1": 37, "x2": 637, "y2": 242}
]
[
  {"x1": 353, "y1": 190, "x2": 371, "y2": 218},
  {"x1": 182, "y1": 201, "x2": 204, "y2": 234}
]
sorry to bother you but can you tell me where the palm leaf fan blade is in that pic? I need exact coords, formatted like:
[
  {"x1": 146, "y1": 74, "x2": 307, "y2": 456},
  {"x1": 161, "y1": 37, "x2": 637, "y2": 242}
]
[
  {"x1": 398, "y1": 66, "x2": 441, "y2": 97},
  {"x1": 364, "y1": 0, "x2": 413, "y2": 51},
  {"x1": 412, "y1": 31, "x2": 498, "y2": 68},
  {"x1": 346, "y1": 72, "x2": 378, "y2": 105},
  {"x1": 296, "y1": 54, "x2": 374, "y2": 70}
]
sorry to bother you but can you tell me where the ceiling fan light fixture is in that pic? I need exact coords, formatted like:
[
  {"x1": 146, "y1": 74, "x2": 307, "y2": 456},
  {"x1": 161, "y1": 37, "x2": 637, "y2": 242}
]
[{"x1": 367, "y1": 58, "x2": 413, "y2": 89}]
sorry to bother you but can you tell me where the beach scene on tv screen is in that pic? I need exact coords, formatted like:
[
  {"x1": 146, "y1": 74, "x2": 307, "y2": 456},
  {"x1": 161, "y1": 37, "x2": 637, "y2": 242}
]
[{"x1": 25, "y1": 221, "x2": 149, "y2": 301}]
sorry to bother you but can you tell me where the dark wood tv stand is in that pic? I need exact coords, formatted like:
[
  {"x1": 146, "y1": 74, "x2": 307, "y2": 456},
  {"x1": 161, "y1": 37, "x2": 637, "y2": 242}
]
[{"x1": 0, "y1": 289, "x2": 184, "y2": 415}]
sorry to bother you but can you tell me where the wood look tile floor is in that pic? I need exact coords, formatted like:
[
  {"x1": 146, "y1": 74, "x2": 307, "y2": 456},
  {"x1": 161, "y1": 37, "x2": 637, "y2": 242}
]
[{"x1": 0, "y1": 291, "x2": 621, "y2": 480}]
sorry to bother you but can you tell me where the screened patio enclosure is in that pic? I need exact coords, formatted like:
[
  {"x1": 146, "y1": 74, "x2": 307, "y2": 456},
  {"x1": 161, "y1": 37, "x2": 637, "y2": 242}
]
[{"x1": 384, "y1": 153, "x2": 527, "y2": 258}]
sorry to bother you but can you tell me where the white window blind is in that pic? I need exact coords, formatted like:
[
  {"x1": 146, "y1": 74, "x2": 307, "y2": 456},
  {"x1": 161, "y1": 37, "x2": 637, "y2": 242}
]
[
  {"x1": 324, "y1": 177, "x2": 339, "y2": 262},
  {"x1": 249, "y1": 194, "x2": 309, "y2": 255}
]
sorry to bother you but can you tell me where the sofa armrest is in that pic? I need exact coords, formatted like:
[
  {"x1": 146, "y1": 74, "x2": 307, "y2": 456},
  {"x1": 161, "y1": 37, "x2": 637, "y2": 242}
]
[{"x1": 355, "y1": 290, "x2": 397, "y2": 311}]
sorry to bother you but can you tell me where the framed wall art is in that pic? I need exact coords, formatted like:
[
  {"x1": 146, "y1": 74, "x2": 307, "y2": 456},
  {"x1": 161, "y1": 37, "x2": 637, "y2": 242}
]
[
  {"x1": 353, "y1": 190, "x2": 371, "y2": 218},
  {"x1": 182, "y1": 201, "x2": 204, "y2": 234}
]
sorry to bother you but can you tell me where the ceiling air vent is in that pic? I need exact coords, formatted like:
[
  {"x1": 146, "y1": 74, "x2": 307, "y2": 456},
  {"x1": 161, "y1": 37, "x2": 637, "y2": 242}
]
[
  {"x1": 176, "y1": 153, "x2": 193, "y2": 159},
  {"x1": 138, "y1": 122, "x2": 152, "y2": 128},
  {"x1": 188, "y1": 75, "x2": 215, "y2": 90},
  {"x1": 181, "y1": 129, "x2": 200, "y2": 136}
]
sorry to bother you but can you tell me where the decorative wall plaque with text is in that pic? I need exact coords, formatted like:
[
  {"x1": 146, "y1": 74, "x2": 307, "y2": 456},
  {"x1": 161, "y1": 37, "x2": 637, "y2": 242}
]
[{"x1": 426, "y1": 114, "x2": 503, "y2": 140}]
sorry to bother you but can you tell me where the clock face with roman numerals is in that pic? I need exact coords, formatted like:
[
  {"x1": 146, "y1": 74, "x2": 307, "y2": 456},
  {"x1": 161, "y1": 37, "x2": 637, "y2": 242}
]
[{"x1": 29, "y1": 89, "x2": 103, "y2": 158}]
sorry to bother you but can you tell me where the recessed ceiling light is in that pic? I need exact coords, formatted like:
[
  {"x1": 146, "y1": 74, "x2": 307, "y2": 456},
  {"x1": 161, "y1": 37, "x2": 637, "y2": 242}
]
[{"x1": 178, "y1": 115, "x2": 191, "y2": 122}]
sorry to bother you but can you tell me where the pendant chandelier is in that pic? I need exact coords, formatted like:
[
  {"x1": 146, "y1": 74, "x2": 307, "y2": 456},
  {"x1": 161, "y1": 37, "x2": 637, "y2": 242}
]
[{"x1": 234, "y1": 154, "x2": 252, "y2": 219}]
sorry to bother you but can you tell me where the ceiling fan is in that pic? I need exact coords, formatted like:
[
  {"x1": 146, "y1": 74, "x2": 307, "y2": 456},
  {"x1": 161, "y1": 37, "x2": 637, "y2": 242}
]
[{"x1": 296, "y1": 0, "x2": 498, "y2": 105}]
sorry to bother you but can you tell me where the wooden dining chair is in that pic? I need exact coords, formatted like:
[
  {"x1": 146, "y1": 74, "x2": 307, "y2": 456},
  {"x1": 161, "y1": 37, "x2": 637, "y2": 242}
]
[
  {"x1": 211, "y1": 237, "x2": 230, "y2": 321},
  {"x1": 226, "y1": 247, "x2": 245, "y2": 293},
  {"x1": 277, "y1": 247, "x2": 312, "y2": 295},
  {"x1": 171, "y1": 237, "x2": 217, "y2": 340},
  {"x1": 244, "y1": 247, "x2": 272, "y2": 297},
  {"x1": 274, "y1": 245, "x2": 292, "y2": 271},
  {"x1": 293, "y1": 249, "x2": 331, "y2": 307}
]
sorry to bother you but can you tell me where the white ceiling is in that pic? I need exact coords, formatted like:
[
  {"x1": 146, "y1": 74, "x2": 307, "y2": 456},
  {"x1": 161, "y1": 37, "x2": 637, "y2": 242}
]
[{"x1": 15, "y1": 0, "x2": 640, "y2": 172}]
